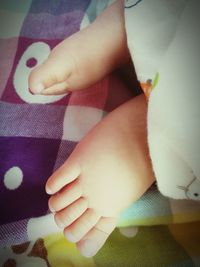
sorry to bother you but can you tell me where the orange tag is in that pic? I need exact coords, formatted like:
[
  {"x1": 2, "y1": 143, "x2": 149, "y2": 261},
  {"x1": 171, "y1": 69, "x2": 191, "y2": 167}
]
[
  {"x1": 140, "y1": 79, "x2": 152, "y2": 100},
  {"x1": 140, "y1": 73, "x2": 159, "y2": 100}
]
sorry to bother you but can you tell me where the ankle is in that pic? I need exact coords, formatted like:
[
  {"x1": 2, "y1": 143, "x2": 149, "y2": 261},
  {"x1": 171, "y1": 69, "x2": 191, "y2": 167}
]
[{"x1": 90, "y1": 0, "x2": 130, "y2": 69}]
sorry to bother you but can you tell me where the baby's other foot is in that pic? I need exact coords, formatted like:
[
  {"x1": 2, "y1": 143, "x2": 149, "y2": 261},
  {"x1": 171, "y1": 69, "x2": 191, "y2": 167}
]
[
  {"x1": 29, "y1": 0, "x2": 129, "y2": 95},
  {"x1": 46, "y1": 95, "x2": 155, "y2": 257}
]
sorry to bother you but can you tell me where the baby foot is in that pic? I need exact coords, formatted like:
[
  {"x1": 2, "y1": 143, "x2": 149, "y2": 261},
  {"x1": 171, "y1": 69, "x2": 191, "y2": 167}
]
[
  {"x1": 29, "y1": 0, "x2": 129, "y2": 95},
  {"x1": 46, "y1": 95, "x2": 155, "y2": 257}
]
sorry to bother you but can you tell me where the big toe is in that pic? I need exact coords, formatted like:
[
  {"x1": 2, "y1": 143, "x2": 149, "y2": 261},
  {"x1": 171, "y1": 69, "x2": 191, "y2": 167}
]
[
  {"x1": 29, "y1": 56, "x2": 71, "y2": 95},
  {"x1": 77, "y1": 217, "x2": 117, "y2": 258}
]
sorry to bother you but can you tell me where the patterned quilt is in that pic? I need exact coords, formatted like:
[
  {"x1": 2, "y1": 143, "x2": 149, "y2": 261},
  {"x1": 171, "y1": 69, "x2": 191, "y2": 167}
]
[{"x1": 0, "y1": 1, "x2": 200, "y2": 266}]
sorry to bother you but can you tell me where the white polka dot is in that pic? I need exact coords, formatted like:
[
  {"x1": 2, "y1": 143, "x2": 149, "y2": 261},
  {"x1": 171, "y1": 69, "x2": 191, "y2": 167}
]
[
  {"x1": 4, "y1": 166, "x2": 23, "y2": 190},
  {"x1": 119, "y1": 226, "x2": 138, "y2": 238}
]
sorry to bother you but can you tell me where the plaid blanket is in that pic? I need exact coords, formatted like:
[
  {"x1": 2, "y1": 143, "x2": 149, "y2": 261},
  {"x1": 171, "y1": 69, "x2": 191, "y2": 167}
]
[{"x1": 0, "y1": 1, "x2": 200, "y2": 266}]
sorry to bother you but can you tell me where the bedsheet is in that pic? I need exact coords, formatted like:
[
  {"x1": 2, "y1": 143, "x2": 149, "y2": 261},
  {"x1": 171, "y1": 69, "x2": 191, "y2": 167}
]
[{"x1": 0, "y1": 1, "x2": 200, "y2": 266}]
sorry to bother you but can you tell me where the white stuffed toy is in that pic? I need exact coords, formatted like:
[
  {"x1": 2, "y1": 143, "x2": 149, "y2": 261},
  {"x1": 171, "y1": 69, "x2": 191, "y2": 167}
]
[
  {"x1": 125, "y1": 0, "x2": 200, "y2": 200},
  {"x1": 147, "y1": 0, "x2": 200, "y2": 200}
]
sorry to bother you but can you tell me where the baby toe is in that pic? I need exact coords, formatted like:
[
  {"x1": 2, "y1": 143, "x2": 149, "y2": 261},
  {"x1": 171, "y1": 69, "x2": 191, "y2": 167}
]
[
  {"x1": 54, "y1": 197, "x2": 88, "y2": 228},
  {"x1": 29, "y1": 55, "x2": 71, "y2": 95},
  {"x1": 77, "y1": 217, "x2": 117, "y2": 257},
  {"x1": 64, "y1": 209, "x2": 100, "y2": 243},
  {"x1": 39, "y1": 80, "x2": 70, "y2": 95},
  {"x1": 46, "y1": 158, "x2": 81, "y2": 195},
  {"x1": 48, "y1": 179, "x2": 82, "y2": 212}
]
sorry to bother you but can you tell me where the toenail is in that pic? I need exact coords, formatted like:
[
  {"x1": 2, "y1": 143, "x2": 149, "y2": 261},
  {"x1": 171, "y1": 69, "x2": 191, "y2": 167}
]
[
  {"x1": 55, "y1": 218, "x2": 65, "y2": 229},
  {"x1": 33, "y1": 82, "x2": 44, "y2": 94},
  {"x1": 81, "y1": 239, "x2": 100, "y2": 258},
  {"x1": 46, "y1": 186, "x2": 52, "y2": 195},
  {"x1": 49, "y1": 206, "x2": 55, "y2": 213},
  {"x1": 28, "y1": 88, "x2": 34, "y2": 95},
  {"x1": 48, "y1": 202, "x2": 56, "y2": 213},
  {"x1": 64, "y1": 232, "x2": 77, "y2": 243}
]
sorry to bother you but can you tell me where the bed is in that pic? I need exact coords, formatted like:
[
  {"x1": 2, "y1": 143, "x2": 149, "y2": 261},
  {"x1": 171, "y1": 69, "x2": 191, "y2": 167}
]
[{"x1": 0, "y1": 1, "x2": 200, "y2": 266}]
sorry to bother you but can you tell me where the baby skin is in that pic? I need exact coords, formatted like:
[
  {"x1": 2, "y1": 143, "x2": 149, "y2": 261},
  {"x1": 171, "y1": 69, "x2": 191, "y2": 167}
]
[{"x1": 29, "y1": 0, "x2": 155, "y2": 258}]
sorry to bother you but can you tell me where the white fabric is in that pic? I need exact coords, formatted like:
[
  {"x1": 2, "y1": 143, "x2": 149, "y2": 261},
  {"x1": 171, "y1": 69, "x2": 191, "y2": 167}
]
[
  {"x1": 125, "y1": 0, "x2": 187, "y2": 81},
  {"x1": 125, "y1": 0, "x2": 200, "y2": 200}
]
